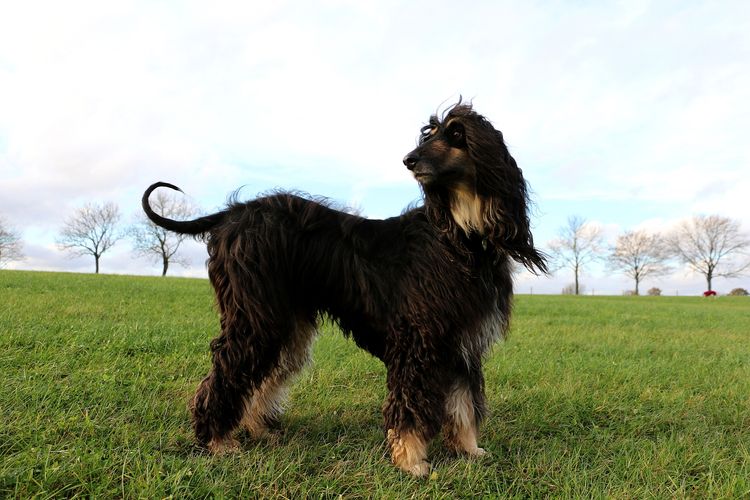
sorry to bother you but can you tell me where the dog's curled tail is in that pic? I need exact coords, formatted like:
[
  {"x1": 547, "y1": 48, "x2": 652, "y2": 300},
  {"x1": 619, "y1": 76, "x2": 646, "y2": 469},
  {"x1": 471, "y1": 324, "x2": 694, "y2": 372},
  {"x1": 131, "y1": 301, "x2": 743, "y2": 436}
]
[{"x1": 142, "y1": 182, "x2": 226, "y2": 235}]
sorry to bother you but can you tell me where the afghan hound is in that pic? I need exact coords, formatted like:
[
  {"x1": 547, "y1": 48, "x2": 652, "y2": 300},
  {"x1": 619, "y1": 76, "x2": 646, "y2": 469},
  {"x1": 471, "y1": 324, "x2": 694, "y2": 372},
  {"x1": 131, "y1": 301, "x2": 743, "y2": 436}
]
[{"x1": 142, "y1": 102, "x2": 547, "y2": 476}]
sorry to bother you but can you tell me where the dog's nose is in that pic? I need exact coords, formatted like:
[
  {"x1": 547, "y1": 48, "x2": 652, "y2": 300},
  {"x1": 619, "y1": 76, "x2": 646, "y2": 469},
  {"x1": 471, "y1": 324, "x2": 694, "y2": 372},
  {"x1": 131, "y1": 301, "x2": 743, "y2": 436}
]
[{"x1": 403, "y1": 152, "x2": 419, "y2": 170}]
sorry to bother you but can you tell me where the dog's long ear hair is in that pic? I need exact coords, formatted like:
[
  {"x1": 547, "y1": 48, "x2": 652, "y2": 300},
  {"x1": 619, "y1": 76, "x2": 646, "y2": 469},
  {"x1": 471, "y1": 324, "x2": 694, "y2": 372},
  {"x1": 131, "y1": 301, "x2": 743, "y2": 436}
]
[{"x1": 447, "y1": 104, "x2": 547, "y2": 274}]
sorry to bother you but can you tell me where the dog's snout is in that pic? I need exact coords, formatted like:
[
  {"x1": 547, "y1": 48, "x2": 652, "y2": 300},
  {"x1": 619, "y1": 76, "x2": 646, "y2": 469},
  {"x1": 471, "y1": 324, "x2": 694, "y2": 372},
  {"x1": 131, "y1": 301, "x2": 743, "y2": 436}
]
[{"x1": 403, "y1": 152, "x2": 419, "y2": 170}]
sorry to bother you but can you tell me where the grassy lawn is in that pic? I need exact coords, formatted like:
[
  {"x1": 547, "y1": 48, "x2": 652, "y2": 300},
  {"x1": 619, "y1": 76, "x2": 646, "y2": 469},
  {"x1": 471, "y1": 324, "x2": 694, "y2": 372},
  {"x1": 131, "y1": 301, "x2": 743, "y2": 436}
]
[{"x1": 1, "y1": 270, "x2": 749, "y2": 498}]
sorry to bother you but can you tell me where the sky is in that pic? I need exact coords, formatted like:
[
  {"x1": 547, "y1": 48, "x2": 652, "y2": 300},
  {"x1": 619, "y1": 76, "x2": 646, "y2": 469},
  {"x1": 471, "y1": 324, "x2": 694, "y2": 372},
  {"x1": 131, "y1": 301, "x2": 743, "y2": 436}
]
[{"x1": 0, "y1": 0, "x2": 748, "y2": 294}]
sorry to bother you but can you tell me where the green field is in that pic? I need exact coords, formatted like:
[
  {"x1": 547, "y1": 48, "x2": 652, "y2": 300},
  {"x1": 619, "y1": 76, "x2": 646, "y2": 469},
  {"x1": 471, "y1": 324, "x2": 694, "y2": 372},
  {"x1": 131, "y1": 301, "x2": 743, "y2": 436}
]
[{"x1": 1, "y1": 270, "x2": 749, "y2": 498}]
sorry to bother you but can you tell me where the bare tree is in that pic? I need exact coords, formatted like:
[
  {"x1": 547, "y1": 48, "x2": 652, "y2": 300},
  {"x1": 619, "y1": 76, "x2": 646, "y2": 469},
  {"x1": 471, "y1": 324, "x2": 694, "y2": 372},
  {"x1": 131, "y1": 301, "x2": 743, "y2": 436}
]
[
  {"x1": 57, "y1": 202, "x2": 122, "y2": 274},
  {"x1": 547, "y1": 216, "x2": 604, "y2": 295},
  {"x1": 607, "y1": 230, "x2": 671, "y2": 295},
  {"x1": 0, "y1": 216, "x2": 24, "y2": 267},
  {"x1": 129, "y1": 190, "x2": 200, "y2": 276},
  {"x1": 667, "y1": 215, "x2": 750, "y2": 291}
]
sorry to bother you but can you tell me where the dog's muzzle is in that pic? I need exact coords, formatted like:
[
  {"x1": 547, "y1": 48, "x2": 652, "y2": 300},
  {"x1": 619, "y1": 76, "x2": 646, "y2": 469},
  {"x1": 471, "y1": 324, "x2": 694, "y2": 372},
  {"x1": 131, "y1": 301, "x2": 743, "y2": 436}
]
[
  {"x1": 403, "y1": 152, "x2": 419, "y2": 171},
  {"x1": 403, "y1": 151, "x2": 434, "y2": 182}
]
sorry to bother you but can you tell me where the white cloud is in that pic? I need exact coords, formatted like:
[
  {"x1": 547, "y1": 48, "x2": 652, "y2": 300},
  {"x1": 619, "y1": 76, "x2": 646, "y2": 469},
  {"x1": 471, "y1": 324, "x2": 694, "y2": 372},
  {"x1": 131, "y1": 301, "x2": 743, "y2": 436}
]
[{"x1": 0, "y1": 0, "x2": 748, "y2": 289}]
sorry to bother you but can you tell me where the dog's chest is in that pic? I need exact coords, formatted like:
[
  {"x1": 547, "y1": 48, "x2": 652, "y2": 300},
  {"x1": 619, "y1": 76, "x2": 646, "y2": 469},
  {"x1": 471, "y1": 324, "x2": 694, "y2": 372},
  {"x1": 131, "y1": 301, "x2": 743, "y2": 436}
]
[{"x1": 457, "y1": 290, "x2": 508, "y2": 368}]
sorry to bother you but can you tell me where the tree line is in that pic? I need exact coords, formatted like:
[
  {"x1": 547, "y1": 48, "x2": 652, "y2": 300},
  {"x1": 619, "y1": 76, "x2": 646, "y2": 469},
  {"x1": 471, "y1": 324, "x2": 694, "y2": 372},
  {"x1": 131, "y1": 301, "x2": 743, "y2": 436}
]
[
  {"x1": 0, "y1": 190, "x2": 200, "y2": 276},
  {"x1": 2, "y1": 201, "x2": 749, "y2": 291},
  {"x1": 547, "y1": 215, "x2": 750, "y2": 295}
]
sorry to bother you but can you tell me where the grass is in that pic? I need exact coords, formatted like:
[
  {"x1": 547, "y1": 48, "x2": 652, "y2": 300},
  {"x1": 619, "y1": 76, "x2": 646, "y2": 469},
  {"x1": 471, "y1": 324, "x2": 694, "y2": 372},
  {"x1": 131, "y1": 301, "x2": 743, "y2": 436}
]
[{"x1": 1, "y1": 269, "x2": 749, "y2": 498}]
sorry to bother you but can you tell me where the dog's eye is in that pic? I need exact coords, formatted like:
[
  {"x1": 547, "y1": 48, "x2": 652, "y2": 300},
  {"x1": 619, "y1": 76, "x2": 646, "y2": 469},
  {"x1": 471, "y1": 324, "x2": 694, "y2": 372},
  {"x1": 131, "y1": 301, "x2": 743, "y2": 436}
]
[{"x1": 448, "y1": 124, "x2": 465, "y2": 146}]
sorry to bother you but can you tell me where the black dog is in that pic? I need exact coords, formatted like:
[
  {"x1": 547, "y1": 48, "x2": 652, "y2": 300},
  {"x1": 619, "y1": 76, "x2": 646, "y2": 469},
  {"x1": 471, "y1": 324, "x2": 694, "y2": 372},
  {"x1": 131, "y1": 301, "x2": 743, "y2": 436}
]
[{"x1": 142, "y1": 102, "x2": 546, "y2": 476}]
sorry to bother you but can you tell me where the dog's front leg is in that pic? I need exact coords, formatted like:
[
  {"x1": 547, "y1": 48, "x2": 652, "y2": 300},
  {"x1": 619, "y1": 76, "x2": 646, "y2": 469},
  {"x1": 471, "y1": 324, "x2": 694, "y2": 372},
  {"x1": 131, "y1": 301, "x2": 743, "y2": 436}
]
[
  {"x1": 382, "y1": 356, "x2": 445, "y2": 477},
  {"x1": 385, "y1": 427, "x2": 430, "y2": 477},
  {"x1": 443, "y1": 379, "x2": 487, "y2": 457}
]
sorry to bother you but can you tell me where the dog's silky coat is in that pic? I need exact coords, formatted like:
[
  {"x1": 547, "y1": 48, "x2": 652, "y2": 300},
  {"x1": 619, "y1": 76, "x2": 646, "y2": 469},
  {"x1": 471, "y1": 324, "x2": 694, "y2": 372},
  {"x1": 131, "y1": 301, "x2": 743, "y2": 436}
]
[{"x1": 142, "y1": 103, "x2": 546, "y2": 476}]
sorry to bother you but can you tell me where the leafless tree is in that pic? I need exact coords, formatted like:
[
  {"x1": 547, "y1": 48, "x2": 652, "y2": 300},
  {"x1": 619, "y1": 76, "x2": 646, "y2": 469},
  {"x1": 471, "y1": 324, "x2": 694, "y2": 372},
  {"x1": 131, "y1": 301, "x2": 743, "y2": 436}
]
[
  {"x1": 667, "y1": 215, "x2": 750, "y2": 291},
  {"x1": 129, "y1": 190, "x2": 201, "y2": 276},
  {"x1": 607, "y1": 230, "x2": 671, "y2": 295},
  {"x1": 57, "y1": 202, "x2": 122, "y2": 274},
  {"x1": 547, "y1": 215, "x2": 604, "y2": 295},
  {"x1": 0, "y1": 216, "x2": 24, "y2": 267},
  {"x1": 562, "y1": 283, "x2": 586, "y2": 295}
]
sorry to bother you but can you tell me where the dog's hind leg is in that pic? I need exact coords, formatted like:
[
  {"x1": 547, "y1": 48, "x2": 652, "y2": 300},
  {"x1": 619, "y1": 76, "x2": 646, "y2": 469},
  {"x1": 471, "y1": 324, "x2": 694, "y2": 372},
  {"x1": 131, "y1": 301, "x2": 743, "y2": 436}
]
[
  {"x1": 240, "y1": 371, "x2": 286, "y2": 440},
  {"x1": 191, "y1": 314, "x2": 285, "y2": 454},
  {"x1": 241, "y1": 320, "x2": 316, "y2": 439}
]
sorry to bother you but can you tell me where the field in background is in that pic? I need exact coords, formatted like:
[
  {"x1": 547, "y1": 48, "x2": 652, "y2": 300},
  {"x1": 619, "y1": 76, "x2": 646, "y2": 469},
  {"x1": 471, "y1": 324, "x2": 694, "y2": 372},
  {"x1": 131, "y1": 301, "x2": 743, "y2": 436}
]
[{"x1": 1, "y1": 270, "x2": 749, "y2": 498}]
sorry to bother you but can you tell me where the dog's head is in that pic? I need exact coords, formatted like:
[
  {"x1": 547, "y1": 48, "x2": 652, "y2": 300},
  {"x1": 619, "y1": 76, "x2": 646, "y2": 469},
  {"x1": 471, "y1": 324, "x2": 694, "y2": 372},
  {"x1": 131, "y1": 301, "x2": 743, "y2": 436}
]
[{"x1": 404, "y1": 102, "x2": 547, "y2": 273}]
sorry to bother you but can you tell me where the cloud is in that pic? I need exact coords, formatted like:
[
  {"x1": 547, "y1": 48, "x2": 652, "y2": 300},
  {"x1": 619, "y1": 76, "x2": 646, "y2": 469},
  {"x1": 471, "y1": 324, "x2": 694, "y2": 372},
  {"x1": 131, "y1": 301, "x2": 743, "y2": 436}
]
[{"x1": 0, "y1": 0, "x2": 748, "y2": 291}]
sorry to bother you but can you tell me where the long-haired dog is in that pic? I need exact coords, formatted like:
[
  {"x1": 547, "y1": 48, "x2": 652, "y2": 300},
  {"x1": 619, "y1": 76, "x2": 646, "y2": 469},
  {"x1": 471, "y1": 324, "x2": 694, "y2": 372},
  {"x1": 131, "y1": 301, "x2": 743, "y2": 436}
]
[{"x1": 142, "y1": 102, "x2": 546, "y2": 476}]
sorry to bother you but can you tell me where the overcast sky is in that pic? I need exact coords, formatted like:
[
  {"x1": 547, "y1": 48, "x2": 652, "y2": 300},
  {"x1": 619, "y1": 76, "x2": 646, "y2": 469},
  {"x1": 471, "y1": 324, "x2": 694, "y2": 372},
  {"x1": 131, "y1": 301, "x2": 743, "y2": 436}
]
[{"x1": 1, "y1": 0, "x2": 748, "y2": 294}]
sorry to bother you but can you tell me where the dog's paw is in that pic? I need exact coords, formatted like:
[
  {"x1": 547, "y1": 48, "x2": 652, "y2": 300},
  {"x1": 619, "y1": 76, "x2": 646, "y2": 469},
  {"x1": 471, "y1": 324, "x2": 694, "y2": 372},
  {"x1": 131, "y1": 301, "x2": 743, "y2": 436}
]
[
  {"x1": 207, "y1": 437, "x2": 241, "y2": 455},
  {"x1": 406, "y1": 460, "x2": 431, "y2": 477},
  {"x1": 255, "y1": 428, "x2": 284, "y2": 445},
  {"x1": 387, "y1": 428, "x2": 430, "y2": 477},
  {"x1": 467, "y1": 447, "x2": 488, "y2": 458}
]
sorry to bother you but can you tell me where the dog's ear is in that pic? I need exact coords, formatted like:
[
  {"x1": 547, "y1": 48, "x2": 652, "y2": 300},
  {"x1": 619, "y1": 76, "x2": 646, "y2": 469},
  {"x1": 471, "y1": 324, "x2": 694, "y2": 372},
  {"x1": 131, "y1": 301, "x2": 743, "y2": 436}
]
[
  {"x1": 464, "y1": 122, "x2": 548, "y2": 275},
  {"x1": 485, "y1": 157, "x2": 548, "y2": 275}
]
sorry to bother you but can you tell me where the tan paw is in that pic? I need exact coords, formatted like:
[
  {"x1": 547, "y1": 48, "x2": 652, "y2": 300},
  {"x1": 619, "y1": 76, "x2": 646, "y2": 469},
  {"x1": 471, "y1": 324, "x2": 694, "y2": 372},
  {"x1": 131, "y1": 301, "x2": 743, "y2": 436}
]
[
  {"x1": 388, "y1": 428, "x2": 430, "y2": 477},
  {"x1": 405, "y1": 460, "x2": 431, "y2": 477},
  {"x1": 467, "y1": 446, "x2": 488, "y2": 458},
  {"x1": 207, "y1": 437, "x2": 240, "y2": 455},
  {"x1": 244, "y1": 423, "x2": 271, "y2": 440}
]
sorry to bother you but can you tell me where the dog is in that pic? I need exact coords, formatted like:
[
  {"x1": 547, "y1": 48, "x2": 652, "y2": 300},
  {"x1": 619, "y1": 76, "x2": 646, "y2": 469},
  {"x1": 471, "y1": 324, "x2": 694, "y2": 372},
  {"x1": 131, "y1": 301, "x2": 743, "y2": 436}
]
[{"x1": 142, "y1": 102, "x2": 547, "y2": 476}]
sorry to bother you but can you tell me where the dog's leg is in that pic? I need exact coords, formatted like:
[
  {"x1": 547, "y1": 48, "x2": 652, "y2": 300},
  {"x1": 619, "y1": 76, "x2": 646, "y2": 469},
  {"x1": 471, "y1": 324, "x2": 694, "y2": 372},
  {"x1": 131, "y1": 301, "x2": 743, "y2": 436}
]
[
  {"x1": 191, "y1": 367, "x2": 245, "y2": 454},
  {"x1": 386, "y1": 427, "x2": 430, "y2": 477},
  {"x1": 382, "y1": 355, "x2": 445, "y2": 477},
  {"x1": 241, "y1": 320, "x2": 316, "y2": 438},
  {"x1": 191, "y1": 316, "x2": 282, "y2": 453},
  {"x1": 443, "y1": 380, "x2": 486, "y2": 457},
  {"x1": 241, "y1": 372, "x2": 286, "y2": 439}
]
